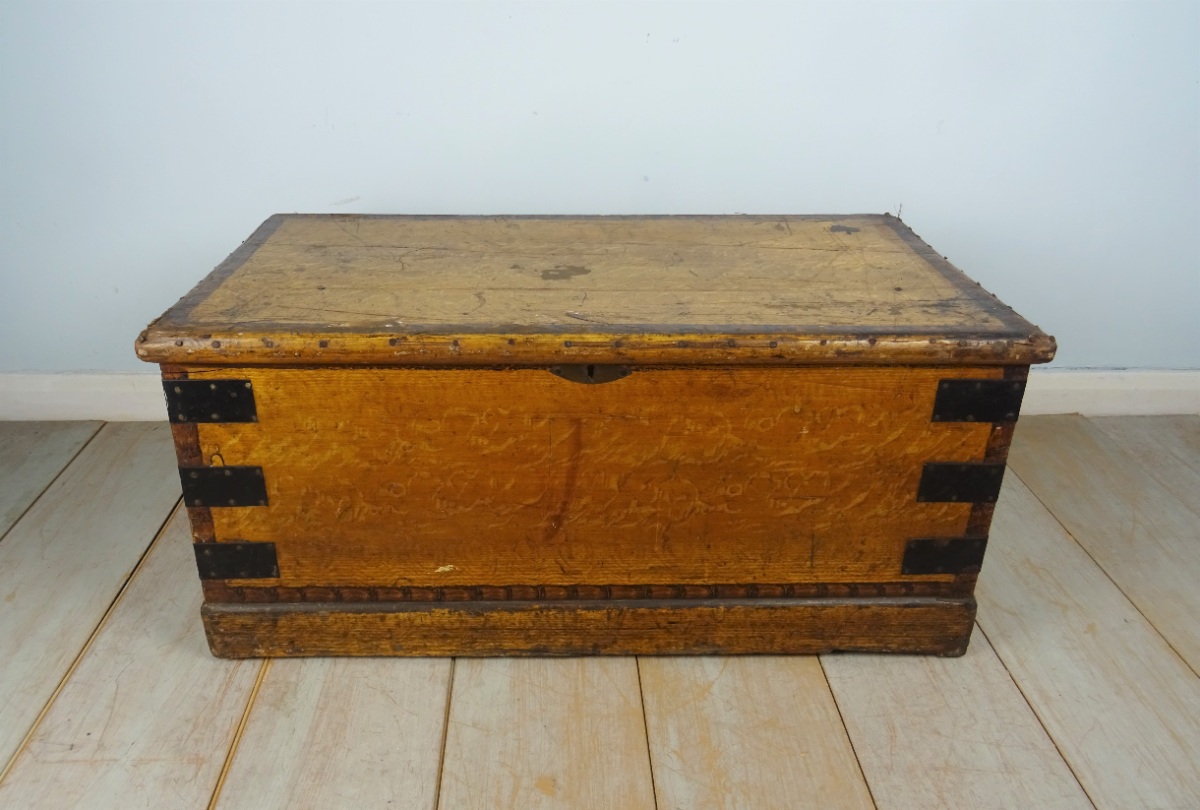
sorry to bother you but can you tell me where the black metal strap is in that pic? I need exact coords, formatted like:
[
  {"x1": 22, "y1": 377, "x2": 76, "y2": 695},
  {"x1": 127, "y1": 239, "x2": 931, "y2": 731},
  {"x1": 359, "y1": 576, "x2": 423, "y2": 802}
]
[
  {"x1": 194, "y1": 542, "x2": 279, "y2": 579},
  {"x1": 179, "y1": 466, "x2": 268, "y2": 507}
]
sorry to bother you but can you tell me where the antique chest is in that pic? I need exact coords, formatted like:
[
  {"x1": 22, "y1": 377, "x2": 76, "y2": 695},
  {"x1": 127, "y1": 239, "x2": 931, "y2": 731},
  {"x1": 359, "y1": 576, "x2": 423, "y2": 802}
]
[{"x1": 136, "y1": 214, "x2": 1055, "y2": 657}]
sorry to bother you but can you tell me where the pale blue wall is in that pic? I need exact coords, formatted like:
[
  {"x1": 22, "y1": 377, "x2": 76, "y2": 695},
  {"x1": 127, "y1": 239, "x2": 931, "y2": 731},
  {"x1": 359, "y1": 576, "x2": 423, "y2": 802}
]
[{"x1": 1, "y1": 1, "x2": 1196, "y2": 371}]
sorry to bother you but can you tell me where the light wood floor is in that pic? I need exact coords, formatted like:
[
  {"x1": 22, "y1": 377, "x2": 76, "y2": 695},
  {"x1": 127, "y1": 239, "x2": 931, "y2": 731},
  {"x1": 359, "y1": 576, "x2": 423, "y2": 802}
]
[{"x1": 0, "y1": 415, "x2": 1197, "y2": 809}]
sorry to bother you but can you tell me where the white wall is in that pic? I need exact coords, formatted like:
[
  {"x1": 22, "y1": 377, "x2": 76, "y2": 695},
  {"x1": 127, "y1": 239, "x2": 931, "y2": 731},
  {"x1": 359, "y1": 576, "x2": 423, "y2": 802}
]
[{"x1": 1, "y1": 1, "x2": 1196, "y2": 373}]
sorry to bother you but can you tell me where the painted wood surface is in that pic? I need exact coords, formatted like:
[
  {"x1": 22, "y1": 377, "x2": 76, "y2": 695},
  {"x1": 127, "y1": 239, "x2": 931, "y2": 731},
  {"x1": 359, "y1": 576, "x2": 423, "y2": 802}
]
[
  {"x1": 1007, "y1": 414, "x2": 1200, "y2": 669},
  {"x1": 977, "y1": 473, "x2": 1200, "y2": 808},
  {"x1": 0, "y1": 509, "x2": 261, "y2": 809},
  {"x1": 189, "y1": 365, "x2": 994, "y2": 589},
  {"x1": 437, "y1": 658, "x2": 655, "y2": 810},
  {"x1": 0, "y1": 421, "x2": 99, "y2": 539},
  {"x1": 822, "y1": 632, "x2": 1092, "y2": 810},
  {"x1": 1089, "y1": 415, "x2": 1200, "y2": 515},
  {"x1": 135, "y1": 214, "x2": 1055, "y2": 366},
  {"x1": 640, "y1": 656, "x2": 874, "y2": 809},
  {"x1": 0, "y1": 423, "x2": 180, "y2": 771},
  {"x1": 215, "y1": 658, "x2": 451, "y2": 810}
]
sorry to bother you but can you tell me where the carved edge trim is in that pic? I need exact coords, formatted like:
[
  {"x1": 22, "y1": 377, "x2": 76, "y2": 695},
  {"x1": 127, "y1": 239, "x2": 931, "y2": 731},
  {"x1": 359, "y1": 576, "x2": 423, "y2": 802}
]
[{"x1": 201, "y1": 579, "x2": 972, "y2": 604}]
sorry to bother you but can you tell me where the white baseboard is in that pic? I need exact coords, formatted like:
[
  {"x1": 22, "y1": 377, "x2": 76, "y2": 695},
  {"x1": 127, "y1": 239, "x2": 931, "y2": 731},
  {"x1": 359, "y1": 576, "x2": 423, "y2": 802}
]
[
  {"x1": 0, "y1": 373, "x2": 167, "y2": 422},
  {"x1": 1022, "y1": 369, "x2": 1200, "y2": 416},
  {"x1": 0, "y1": 369, "x2": 1197, "y2": 421}
]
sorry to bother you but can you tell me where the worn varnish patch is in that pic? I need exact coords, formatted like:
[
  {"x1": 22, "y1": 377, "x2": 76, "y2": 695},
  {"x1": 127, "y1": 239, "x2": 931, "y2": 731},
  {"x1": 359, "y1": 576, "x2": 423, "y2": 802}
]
[{"x1": 136, "y1": 214, "x2": 1055, "y2": 366}]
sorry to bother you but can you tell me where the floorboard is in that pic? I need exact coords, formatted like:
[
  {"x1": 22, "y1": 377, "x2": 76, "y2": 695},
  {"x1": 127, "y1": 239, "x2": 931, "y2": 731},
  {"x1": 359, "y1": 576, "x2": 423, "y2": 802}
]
[
  {"x1": 0, "y1": 509, "x2": 261, "y2": 809},
  {"x1": 823, "y1": 629, "x2": 1093, "y2": 810},
  {"x1": 214, "y1": 657, "x2": 452, "y2": 809},
  {"x1": 1007, "y1": 414, "x2": 1200, "y2": 670},
  {"x1": 977, "y1": 473, "x2": 1200, "y2": 809},
  {"x1": 1088, "y1": 415, "x2": 1200, "y2": 516},
  {"x1": 2, "y1": 417, "x2": 1198, "y2": 808},
  {"x1": 0, "y1": 421, "x2": 100, "y2": 539},
  {"x1": 0, "y1": 423, "x2": 180, "y2": 771},
  {"x1": 437, "y1": 658, "x2": 655, "y2": 810},
  {"x1": 641, "y1": 656, "x2": 874, "y2": 810}
]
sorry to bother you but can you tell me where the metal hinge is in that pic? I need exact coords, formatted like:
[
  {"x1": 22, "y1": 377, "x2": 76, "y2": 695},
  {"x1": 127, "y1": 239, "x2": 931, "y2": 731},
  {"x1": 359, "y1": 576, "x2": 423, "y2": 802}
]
[
  {"x1": 179, "y1": 466, "x2": 268, "y2": 507},
  {"x1": 931, "y1": 379, "x2": 1025, "y2": 423},
  {"x1": 194, "y1": 542, "x2": 279, "y2": 579},
  {"x1": 163, "y1": 379, "x2": 258, "y2": 423},
  {"x1": 902, "y1": 536, "x2": 988, "y2": 575},
  {"x1": 916, "y1": 462, "x2": 1006, "y2": 503}
]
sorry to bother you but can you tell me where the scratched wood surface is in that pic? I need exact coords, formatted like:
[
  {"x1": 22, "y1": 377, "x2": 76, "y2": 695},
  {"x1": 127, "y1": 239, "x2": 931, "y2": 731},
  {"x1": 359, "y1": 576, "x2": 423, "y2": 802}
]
[
  {"x1": 1007, "y1": 415, "x2": 1200, "y2": 670},
  {"x1": 0, "y1": 509, "x2": 261, "y2": 809},
  {"x1": 189, "y1": 365, "x2": 995, "y2": 589},
  {"x1": 0, "y1": 423, "x2": 180, "y2": 772},
  {"x1": 437, "y1": 658, "x2": 655, "y2": 810},
  {"x1": 215, "y1": 658, "x2": 451, "y2": 810},
  {"x1": 977, "y1": 473, "x2": 1200, "y2": 808},
  {"x1": 135, "y1": 214, "x2": 1055, "y2": 366},
  {"x1": 0, "y1": 421, "x2": 99, "y2": 539},
  {"x1": 640, "y1": 656, "x2": 875, "y2": 809},
  {"x1": 823, "y1": 632, "x2": 1092, "y2": 809}
]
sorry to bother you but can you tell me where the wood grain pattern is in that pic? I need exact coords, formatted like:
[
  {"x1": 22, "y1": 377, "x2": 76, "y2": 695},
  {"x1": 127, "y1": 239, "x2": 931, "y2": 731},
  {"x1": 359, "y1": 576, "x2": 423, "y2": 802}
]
[
  {"x1": 135, "y1": 214, "x2": 1055, "y2": 366},
  {"x1": 1007, "y1": 415, "x2": 1200, "y2": 669},
  {"x1": 0, "y1": 423, "x2": 180, "y2": 771},
  {"x1": 200, "y1": 598, "x2": 975, "y2": 657},
  {"x1": 438, "y1": 658, "x2": 655, "y2": 810},
  {"x1": 214, "y1": 658, "x2": 451, "y2": 810},
  {"x1": 822, "y1": 631, "x2": 1092, "y2": 810},
  {"x1": 1089, "y1": 415, "x2": 1200, "y2": 516},
  {"x1": 977, "y1": 473, "x2": 1200, "y2": 808},
  {"x1": 188, "y1": 365, "x2": 996, "y2": 590},
  {"x1": 640, "y1": 656, "x2": 874, "y2": 809},
  {"x1": 0, "y1": 421, "x2": 99, "y2": 539},
  {"x1": 0, "y1": 509, "x2": 261, "y2": 809}
]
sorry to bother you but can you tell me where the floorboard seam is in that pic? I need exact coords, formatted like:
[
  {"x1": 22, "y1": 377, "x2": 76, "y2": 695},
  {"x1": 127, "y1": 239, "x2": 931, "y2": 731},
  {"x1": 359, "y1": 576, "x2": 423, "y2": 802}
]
[
  {"x1": 431, "y1": 657, "x2": 457, "y2": 810},
  {"x1": 634, "y1": 657, "x2": 660, "y2": 810},
  {"x1": 1008, "y1": 466, "x2": 1200, "y2": 679},
  {"x1": 972, "y1": 622, "x2": 1100, "y2": 810},
  {"x1": 206, "y1": 658, "x2": 271, "y2": 810},
  {"x1": 0, "y1": 421, "x2": 104, "y2": 546},
  {"x1": 0, "y1": 495, "x2": 179, "y2": 786},
  {"x1": 817, "y1": 656, "x2": 879, "y2": 810}
]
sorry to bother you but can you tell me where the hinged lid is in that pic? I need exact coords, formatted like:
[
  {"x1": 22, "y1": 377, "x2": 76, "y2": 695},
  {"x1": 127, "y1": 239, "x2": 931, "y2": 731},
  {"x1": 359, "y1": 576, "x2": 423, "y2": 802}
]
[{"x1": 136, "y1": 214, "x2": 1055, "y2": 366}]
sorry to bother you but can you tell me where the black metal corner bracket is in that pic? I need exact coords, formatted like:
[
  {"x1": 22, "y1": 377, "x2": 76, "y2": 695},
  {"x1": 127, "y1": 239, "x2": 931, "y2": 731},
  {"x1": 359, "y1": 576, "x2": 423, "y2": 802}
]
[
  {"x1": 163, "y1": 379, "x2": 258, "y2": 423},
  {"x1": 179, "y1": 466, "x2": 268, "y2": 507},
  {"x1": 931, "y1": 379, "x2": 1025, "y2": 423},
  {"x1": 902, "y1": 536, "x2": 988, "y2": 575},
  {"x1": 194, "y1": 542, "x2": 279, "y2": 579},
  {"x1": 917, "y1": 462, "x2": 1006, "y2": 503}
]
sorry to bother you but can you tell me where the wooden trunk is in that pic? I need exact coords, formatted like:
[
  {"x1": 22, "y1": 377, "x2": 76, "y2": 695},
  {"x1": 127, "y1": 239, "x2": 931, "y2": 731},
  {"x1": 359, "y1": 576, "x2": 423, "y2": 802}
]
[{"x1": 136, "y1": 214, "x2": 1055, "y2": 657}]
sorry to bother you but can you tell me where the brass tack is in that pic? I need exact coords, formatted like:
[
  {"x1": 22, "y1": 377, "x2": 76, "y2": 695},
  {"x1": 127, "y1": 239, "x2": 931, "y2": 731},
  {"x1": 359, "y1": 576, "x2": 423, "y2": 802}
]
[
  {"x1": 174, "y1": 386, "x2": 182, "y2": 394},
  {"x1": 224, "y1": 469, "x2": 232, "y2": 476},
  {"x1": 228, "y1": 499, "x2": 236, "y2": 506},
  {"x1": 189, "y1": 471, "x2": 198, "y2": 479},
  {"x1": 209, "y1": 383, "x2": 217, "y2": 390}
]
